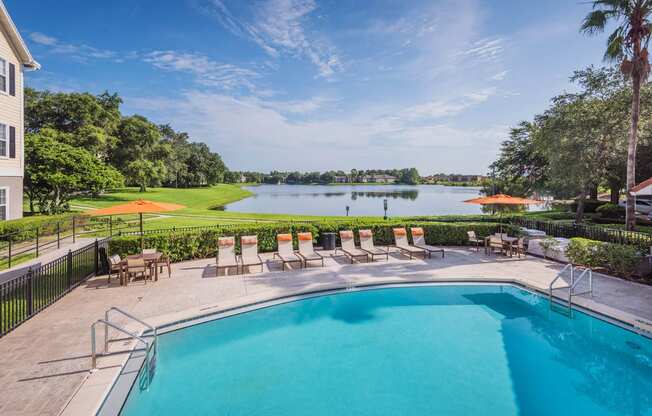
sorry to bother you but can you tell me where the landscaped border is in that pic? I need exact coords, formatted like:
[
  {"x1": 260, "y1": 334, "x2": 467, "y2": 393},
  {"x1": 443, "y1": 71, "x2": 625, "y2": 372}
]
[{"x1": 94, "y1": 280, "x2": 652, "y2": 416}]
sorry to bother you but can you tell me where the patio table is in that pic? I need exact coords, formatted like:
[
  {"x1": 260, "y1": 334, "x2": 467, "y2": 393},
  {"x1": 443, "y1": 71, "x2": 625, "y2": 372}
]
[{"x1": 120, "y1": 252, "x2": 163, "y2": 285}]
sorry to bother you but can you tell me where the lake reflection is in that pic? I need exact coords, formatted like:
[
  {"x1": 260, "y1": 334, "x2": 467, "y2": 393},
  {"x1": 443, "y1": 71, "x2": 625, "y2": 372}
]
[{"x1": 223, "y1": 184, "x2": 493, "y2": 216}]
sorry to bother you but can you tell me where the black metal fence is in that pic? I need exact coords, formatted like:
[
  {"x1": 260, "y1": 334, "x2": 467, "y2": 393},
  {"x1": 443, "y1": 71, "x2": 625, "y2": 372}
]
[
  {"x1": 0, "y1": 238, "x2": 109, "y2": 337},
  {"x1": 512, "y1": 217, "x2": 652, "y2": 249}
]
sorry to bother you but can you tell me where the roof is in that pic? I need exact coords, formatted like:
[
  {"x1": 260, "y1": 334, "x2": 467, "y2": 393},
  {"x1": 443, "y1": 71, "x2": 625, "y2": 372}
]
[
  {"x1": 632, "y1": 177, "x2": 652, "y2": 195},
  {"x1": 0, "y1": 2, "x2": 40, "y2": 69}
]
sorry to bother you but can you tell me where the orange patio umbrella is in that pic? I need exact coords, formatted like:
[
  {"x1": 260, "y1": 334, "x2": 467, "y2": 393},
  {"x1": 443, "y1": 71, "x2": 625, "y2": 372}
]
[
  {"x1": 464, "y1": 194, "x2": 543, "y2": 232},
  {"x1": 87, "y1": 200, "x2": 185, "y2": 249}
]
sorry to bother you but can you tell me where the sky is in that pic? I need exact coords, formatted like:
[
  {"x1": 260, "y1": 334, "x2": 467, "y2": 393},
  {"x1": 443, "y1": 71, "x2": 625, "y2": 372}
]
[{"x1": 8, "y1": 0, "x2": 611, "y2": 175}]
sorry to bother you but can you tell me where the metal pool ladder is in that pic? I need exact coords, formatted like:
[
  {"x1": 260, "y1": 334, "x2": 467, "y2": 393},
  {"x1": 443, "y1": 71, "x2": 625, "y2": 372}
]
[
  {"x1": 91, "y1": 307, "x2": 158, "y2": 385},
  {"x1": 548, "y1": 264, "x2": 593, "y2": 315}
]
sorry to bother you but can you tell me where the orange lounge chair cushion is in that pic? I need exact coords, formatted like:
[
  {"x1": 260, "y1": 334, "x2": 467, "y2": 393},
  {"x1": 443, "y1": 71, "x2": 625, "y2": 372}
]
[
  {"x1": 297, "y1": 232, "x2": 313, "y2": 241},
  {"x1": 241, "y1": 236, "x2": 258, "y2": 245},
  {"x1": 277, "y1": 233, "x2": 293, "y2": 242},
  {"x1": 393, "y1": 228, "x2": 407, "y2": 236},
  {"x1": 411, "y1": 227, "x2": 424, "y2": 236},
  {"x1": 339, "y1": 230, "x2": 354, "y2": 239},
  {"x1": 358, "y1": 230, "x2": 372, "y2": 238},
  {"x1": 218, "y1": 237, "x2": 235, "y2": 247}
]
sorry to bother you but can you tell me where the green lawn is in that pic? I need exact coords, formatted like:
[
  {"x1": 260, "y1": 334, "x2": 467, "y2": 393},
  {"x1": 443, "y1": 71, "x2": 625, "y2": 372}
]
[{"x1": 69, "y1": 185, "x2": 360, "y2": 230}]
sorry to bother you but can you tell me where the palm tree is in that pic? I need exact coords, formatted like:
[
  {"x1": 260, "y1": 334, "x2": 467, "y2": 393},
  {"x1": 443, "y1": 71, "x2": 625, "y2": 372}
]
[{"x1": 581, "y1": 0, "x2": 652, "y2": 231}]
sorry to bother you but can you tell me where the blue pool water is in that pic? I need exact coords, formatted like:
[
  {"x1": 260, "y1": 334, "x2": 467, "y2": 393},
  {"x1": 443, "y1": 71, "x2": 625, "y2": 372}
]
[{"x1": 119, "y1": 285, "x2": 652, "y2": 415}]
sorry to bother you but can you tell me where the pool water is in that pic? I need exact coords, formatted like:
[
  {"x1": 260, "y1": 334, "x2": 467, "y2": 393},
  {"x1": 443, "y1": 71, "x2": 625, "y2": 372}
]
[{"x1": 119, "y1": 285, "x2": 652, "y2": 415}]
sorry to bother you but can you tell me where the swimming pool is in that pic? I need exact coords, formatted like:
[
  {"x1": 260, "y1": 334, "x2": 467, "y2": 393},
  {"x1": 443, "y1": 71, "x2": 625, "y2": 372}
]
[{"x1": 115, "y1": 284, "x2": 652, "y2": 415}]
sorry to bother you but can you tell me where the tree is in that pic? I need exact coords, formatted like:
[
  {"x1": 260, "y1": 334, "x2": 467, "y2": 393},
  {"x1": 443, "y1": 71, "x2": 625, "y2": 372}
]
[
  {"x1": 398, "y1": 168, "x2": 420, "y2": 185},
  {"x1": 582, "y1": 0, "x2": 652, "y2": 229},
  {"x1": 25, "y1": 129, "x2": 123, "y2": 213},
  {"x1": 111, "y1": 115, "x2": 169, "y2": 191}
]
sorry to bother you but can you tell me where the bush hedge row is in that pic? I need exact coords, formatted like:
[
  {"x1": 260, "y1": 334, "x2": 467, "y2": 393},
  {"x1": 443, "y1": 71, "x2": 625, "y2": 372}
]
[
  {"x1": 566, "y1": 237, "x2": 645, "y2": 277},
  {"x1": 0, "y1": 214, "x2": 90, "y2": 241},
  {"x1": 108, "y1": 221, "x2": 517, "y2": 263}
]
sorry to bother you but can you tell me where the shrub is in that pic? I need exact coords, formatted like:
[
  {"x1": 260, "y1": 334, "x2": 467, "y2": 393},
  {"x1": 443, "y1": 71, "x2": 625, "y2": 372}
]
[
  {"x1": 595, "y1": 203, "x2": 625, "y2": 219},
  {"x1": 108, "y1": 220, "x2": 517, "y2": 262},
  {"x1": 0, "y1": 213, "x2": 90, "y2": 241},
  {"x1": 569, "y1": 199, "x2": 607, "y2": 213},
  {"x1": 566, "y1": 237, "x2": 645, "y2": 277}
]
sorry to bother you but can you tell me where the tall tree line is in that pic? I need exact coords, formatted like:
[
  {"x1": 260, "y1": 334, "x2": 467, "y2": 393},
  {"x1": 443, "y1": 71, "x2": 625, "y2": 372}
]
[
  {"x1": 488, "y1": 66, "x2": 652, "y2": 223},
  {"x1": 25, "y1": 88, "x2": 227, "y2": 213}
]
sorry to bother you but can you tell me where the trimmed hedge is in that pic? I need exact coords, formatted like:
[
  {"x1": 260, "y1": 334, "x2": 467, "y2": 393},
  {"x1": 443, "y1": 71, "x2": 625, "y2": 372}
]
[
  {"x1": 595, "y1": 203, "x2": 625, "y2": 219},
  {"x1": 569, "y1": 199, "x2": 607, "y2": 213},
  {"x1": 566, "y1": 237, "x2": 645, "y2": 277},
  {"x1": 108, "y1": 220, "x2": 517, "y2": 263},
  {"x1": 0, "y1": 214, "x2": 90, "y2": 241}
]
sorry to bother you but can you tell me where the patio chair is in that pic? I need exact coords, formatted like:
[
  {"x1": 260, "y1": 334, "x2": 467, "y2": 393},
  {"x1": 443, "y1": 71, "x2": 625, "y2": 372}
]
[
  {"x1": 336, "y1": 230, "x2": 369, "y2": 263},
  {"x1": 240, "y1": 235, "x2": 264, "y2": 274},
  {"x1": 358, "y1": 229, "x2": 389, "y2": 261},
  {"x1": 274, "y1": 233, "x2": 303, "y2": 271},
  {"x1": 296, "y1": 232, "x2": 324, "y2": 267},
  {"x1": 107, "y1": 254, "x2": 123, "y2": 284},
  {"x1": 410, "y1": 227, "x2": 445, "y2": 259},
  {"x1": 392, "y1": 228, "x2": 426, "y2": 259},
  {"x1": 216, "y1": 237, "x2": 239, "y2": 275},
  {"x1": 125, "y1": 257, "x2": 152, "y2": 283},
  {"x1": 486, "y1": 235, "x2": 505, "y2": 256},
  {"x1": 467, "y1": 231, "x2": 484, "y2": 252},
  {"x1": 514, "y1": 237, "x2": 527, "y2": 258}
]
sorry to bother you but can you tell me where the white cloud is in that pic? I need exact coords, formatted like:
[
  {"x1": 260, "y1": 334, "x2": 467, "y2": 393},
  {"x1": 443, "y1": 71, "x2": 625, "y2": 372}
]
[
  {"x1": 400, "y1": 88, "x2": 496, "y2": 120},
  {"x1": 28, "y1": 32, "x2": 118, "y2": 63},
  {"x1": 458, "y1": 37, "x2": 505, "y2": 63},
  {"x1": 143, "y1": 50, "x2": 260, "y2": 91},
  {"x1": 127, "y1": 89, "x2": 505, "y2": 173},
  {"x1": 490, "y1": 70, "x2": 508, "y2": 81},
  {"x1": 196, "y1": 0, "x2": 342, "y2": 78}
]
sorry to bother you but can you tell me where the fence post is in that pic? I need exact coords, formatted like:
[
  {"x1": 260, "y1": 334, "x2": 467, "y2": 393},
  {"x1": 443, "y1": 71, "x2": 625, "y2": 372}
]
[
  {"x1": 67, "y1": 250, "x2": 73, "y2": 288},
  {"x1": 109, "y1": 216, "x2": 112, "y2": 237},
  {"x1": 35, "y1": 228, "x2": 39, "y2": 258},
  {"x1": 8, "y1": 239, "x2": 11, "y2": 269},
  {"x1": 72, "y1": 217, "x2": 76, "y2": 243},
  {"x1": 57, "y1": 222, "x2": 61, "y2": 249},
  {"x1": 26, "y1": 268, "x2": 33, "y2": 316},
  {"x1": 94, "y1": 239, "x2": 99, "y2": 275}
]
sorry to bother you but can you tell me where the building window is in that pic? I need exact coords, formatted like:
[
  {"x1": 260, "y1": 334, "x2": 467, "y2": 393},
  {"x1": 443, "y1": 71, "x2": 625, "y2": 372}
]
[
  {"x1": 0, "y1": 58, "x2": 6, "y2": 93},
  {"x1": 0, "y1": 124, "x2": 7, "y2": 157},
  {"x1": 0, "y1": 188, "x2": 7, "y2": 220}
]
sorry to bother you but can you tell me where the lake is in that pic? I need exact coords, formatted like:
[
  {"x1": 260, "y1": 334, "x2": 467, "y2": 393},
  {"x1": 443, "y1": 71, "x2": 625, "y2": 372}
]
[{"x1": 223, "y1": 184, "x2": 493, "y2": 216}]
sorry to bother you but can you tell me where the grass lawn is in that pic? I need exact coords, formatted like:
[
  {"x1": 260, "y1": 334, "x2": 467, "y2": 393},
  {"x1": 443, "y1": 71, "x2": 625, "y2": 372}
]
[{"x1": 69, "y1": 185, "x2": 360, "y2": 230}]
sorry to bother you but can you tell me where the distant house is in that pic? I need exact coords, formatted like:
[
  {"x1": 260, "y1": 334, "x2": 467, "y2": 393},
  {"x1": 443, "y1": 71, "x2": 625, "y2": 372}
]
[
  {"x1": 239, "y1": 174, "x2": 247, "y2": 183},
  {"x1": 0, "y1": 3, "x2": 40, "y2": 220},
  {"x1": 333, "y1": 175, "x2": 348, "y2": 183},
  {"x1": 368, "y1": 175, "x2": 396, "y2": 183}
]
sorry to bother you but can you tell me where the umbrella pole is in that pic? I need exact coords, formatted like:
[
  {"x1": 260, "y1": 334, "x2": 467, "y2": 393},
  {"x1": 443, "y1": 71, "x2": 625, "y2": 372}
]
[{"x1": 140, "y1": 213, "x2": 144, "y2": 252}]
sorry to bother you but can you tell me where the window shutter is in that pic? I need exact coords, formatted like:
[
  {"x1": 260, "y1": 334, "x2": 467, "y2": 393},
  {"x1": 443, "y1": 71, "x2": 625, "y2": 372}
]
[
  {"x1": 9, "y1": 126, "x2": 15, "y2": 158},
  {"x1": 8, "y1": 63, "x2": 15, "y2": 96}
]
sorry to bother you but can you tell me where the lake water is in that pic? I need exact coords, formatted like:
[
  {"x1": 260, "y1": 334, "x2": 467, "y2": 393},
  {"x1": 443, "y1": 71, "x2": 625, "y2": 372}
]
[{"x1": 223, "y1": 184, "x2": 489, "y2": 216}]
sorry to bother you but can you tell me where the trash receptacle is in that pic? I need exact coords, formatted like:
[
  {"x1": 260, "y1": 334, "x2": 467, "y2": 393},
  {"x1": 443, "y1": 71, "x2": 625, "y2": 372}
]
[{"x1": 321, "y1": 232, "x2": 337, "y2": 250}]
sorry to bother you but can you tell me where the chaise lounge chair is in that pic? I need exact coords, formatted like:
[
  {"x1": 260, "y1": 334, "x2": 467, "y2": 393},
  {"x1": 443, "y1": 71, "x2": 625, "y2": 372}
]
[
  {"x1": 358, "y1": 229, "x2": 389, "y2": 261},
  {"x1": 337, "y1": 230, "x2": 369, "y2": 263},
  {"x1": 296, "y1": 232, "x2": 324, "y2": 267},
  {"x1": 392, "y1": 228, "x2": 426, "y2": 259},
  {"x1": 410, "y1": 227, "x2": 445, "y2": 259},
  {"x1": 217, "y1": 236, "x2": 239, "y2": 275},
  {"x1": 274, "y1": 233, "x2": 303, "y2": 271},
  {"x1": 240, "y1": 235, "x2": 264, "y2": 274}
]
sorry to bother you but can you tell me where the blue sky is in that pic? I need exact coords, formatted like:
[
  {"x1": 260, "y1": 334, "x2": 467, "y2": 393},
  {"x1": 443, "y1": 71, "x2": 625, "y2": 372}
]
[{"x1": 8, "y1": 0, "x2": 610, "y2": 174}]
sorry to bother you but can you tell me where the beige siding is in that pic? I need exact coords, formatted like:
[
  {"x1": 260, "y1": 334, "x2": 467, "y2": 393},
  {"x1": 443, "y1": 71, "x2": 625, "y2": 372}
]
[{"x1": 0, "y1": 22, "x2": 22, "y2": 178}]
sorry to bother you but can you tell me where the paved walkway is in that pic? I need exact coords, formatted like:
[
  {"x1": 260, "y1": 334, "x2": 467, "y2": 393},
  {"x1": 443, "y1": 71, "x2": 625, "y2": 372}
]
[
  {"x1": 1, "y1": 248, "x2": 652, "y2": 415},
  {"x1": 0, "y1": 238, "x2": 95, "y2": 284}
]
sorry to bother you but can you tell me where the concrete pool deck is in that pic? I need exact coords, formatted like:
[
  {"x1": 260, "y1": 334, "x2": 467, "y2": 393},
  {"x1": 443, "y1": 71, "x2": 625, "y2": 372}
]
[{"x1": 2, "y1": 247, "x2": 652, "y2": 415}]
